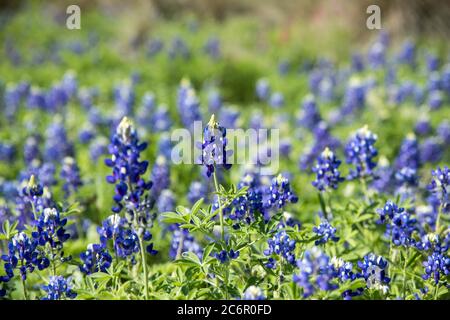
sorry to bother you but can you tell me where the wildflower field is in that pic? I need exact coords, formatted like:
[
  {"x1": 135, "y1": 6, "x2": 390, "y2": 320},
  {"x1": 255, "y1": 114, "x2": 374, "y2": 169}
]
[{"x1": 0, "y1": 2, "x2": 449, "y2": 301}]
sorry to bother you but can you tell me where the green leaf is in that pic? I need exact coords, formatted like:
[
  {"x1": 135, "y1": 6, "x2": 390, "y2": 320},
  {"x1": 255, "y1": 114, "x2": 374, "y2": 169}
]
[{"x1": 160, "y1": 212, "x2": 187, "y2": 224}]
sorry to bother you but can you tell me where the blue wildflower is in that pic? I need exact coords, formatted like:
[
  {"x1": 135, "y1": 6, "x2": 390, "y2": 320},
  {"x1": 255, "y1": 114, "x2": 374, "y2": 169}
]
[
  {"x1": 357, "y1": 253, "x2": 390, "y2": 292},
  {"x1": 60, "y1": 157, "x2": 83, "y2": 198},
  {"x1": 105, "y1": 117, "x2": 152, "y2": 213},
  {"x1": 264, "y1": 230, "x2": 296, "y2": 268},
  {"x1": 215, "y1": 249, "x2": 239, "y2": 263},
  {"x1": 312, "y1": 147, "x2": 345, "y2": 192},
  {"x1": 200, "y1": 115, "x2": 232, "y2": 177},
  {"x1": 264, "y1": 174, "x2": 298, "y2": 210},
  {"x1": 79, "y1": 243, "x2": 112, "y2": 275},
  {"x1": 345, "y1": 125, "x2": 378, "y2": 180},
  {"x1": 41, "y1": 276, "x2": 76, "y2": 300},
  {"x1": 313, "y1": 220, "x2": 340, "y2": 245},
  {"x1": 2, "y1": 232, "x2": 49, "y2": 280},
  {"x1": 297, "y1": 95, "x2": 322, "y2": 131},
  {"x1": 169, "y1": 224, "x2": 203, "y2": 260},
  {"x1": 428, "y1": 166, "x2": 449, "y2": 213}
]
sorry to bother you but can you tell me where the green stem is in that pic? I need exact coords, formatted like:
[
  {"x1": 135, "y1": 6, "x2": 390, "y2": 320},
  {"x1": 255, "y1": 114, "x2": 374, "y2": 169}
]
[
  {"x1": 360, "y1": 178, "x2": 370, "y2": 203},
  {"x1": 317, "y1": 193, "x2": 329, "y2": 220},
  {"x1": 435, "y1": 204, "x2": 443, "y2": 233},
  {"x1": 22, "y1": 275, "x2": 28, "y2": 300},
  {"x1": 402, "y1": 249, "x2": 408, "y2": 298},
  {"x1": 212, "y1": 171, "x2": 224, "y2": 242},
  {"x1": 139, "y1": 237, "x2": 149, "y2": 300},
  {"x1": 434, "y1": 283, "x2": 439, "y2": 300}
]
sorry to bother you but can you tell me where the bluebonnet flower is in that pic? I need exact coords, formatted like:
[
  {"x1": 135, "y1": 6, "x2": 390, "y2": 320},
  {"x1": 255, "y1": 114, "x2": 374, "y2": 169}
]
[
  {"x1": 4, "y1": 84, "x2": 22, "y2": 119},
  {"x1": 279, "y1": 138, "x2": 292, "y2": 158},
  {"x1": 395, "y1": 167, "x2": 418, "y2": 187},
  {"x1": 422, "y1": 251, "x2": 450, "y2": 285},
  {"x1": 387, "y1": 209, "x2": 418, "y2": 247},
  {"x1": 256, "y1": 79, "x2": 271, "y2": 101},
  {"x1": 23, "y1": 135, "x2": 41, "y2": 165},
  {"x1": 351, "y1": 53, "x2": 364, "y2": 72},
  {"x1": 105, "y1": 117, "x2": 152, "y2": 213},
  {"x1": 200, "y1": 115, "x2": 232, "y2": 177},
  {"x1": 2, "y1": 232, "x2": 49, "y2": 280},
  {"x1": 299, "y1": 121, "x2": 340, "y2": 171},
  {"x1": 340, "y1": 79, "x2": 366, "y2": 117},
  {"x1": 215, "y1": 249, "x2": 239, "y2": 263},
  {"x1": 220, "y1": 107, "x2": 240, "y2": 129},
  {"x1": 98, "y1": 214, "x2": 139, "y2": 261},
  {"x1": 293, "y1": 248, "x2": 337, "y2": 298},
  {"x1": 428, "y1": 166, "x2": 449, "y2": 213},
  {"x1": 437, "y1": 121, "x2": 450, "y2": 145},
  {"x1": 177, "y1": 80, "x2": 202, "y2": 131},
  {"x1": 264, "y1": 174, "x2": 298, "y2": 210},
  {"x1": 394, "y1": 167, "x2": 419, "y2": 200},
  {"x1": 0, "y1": 143, "x2": 15, "y2": 163},
  {"x1": 60, "y1": 157, "x2": 83, "y2": 198},
  {"x1": 157, "y1": 134, "x2": 173, "y2": 160},
  {"x1": 187, "y1": 181, "x2": 208, "y2": 205},
  {"x1": 345, "y1": 125, "x2": 378, "y2": 180},
  {"x1": 242, "y1": 286, "x2": 265, "y2": 300},
  {"x1": 426, "y1": 53, "x2": 439, "y2": 72},
  {"x1": 169, "y1": 224, "x2": 203, "y2": 260},
  {"x1": 357, "y1": 253, "x2": 390, "y2": 292},
  {"x1": 61, "y1": 71, "x2": 78, "y2": 99},
  {"x1": 279, "y1": 212, "x2": 301, "y2": 229},
  {"x1": 136, "y1": 93, "x2": 156, "y2": 128},
  {"x1": 78, "y1": 125, "x2": 96, "y2": 144},
  {"x1": 269, "y1": 92, "x2": 284, "y2": 108},
  {"x1": 377, "y1": 200, "x2": 404, "y2": 223},
  {"x1": 427, "y1": 72, "x2": 441, "y2": 92},
  {"x1": 395, "y1": 134, "x2": 420, "y2": 170},
  {"x1": 428, "y1": 90, "x2": 443, "y2": 110},
  {"x1": 414, "y1": 119, "x2": 432, "y2": 136},
  {"x1": 150, "y1": 156, "x2": 170, "y2": 199},
  {"x1": 264, "y1": 230, "x2": 296, "y2": 268},
  {"x1": 41, "y1": 276, "x2": 76, "y2": 300},
  {"x1": 312, "y1": 147, "x2": 345, "y2": 192},
  {"x1": 27, "y1": 87, "x2": 47, "y2": 109},
  {"x1": 45, "y1": 83, "x2": 69, "y2": 112},
  {"x1": 278, "y1": 59, "x2": 290, "y2": 75},
  {"x1": 79, "y1": 243, "x2": 112, "y2": 274},
  {"x1": 237, "y1": 173, "x2": 264, "y2": 218},
  {"x1": 89, "y1": 137, "x2": 109, "y2": 162},
  {"x1": 157, "y1": 189, "x2": 175, "y2": 213},
  {"x1": 44, "y1": 118, "x2": 74, "y2": 163},
  {"x1": 152, "y1": 105, "x2": 172, "y2": 132},
  {"x1": 147, "y1": 38, "x2": 164, "y2": 58},
  {"x1": 203, "y1": 37, "x2": 221, "y2": 59},
  {"x1": 420, "y1": 138, "x2": 442, "y2": 164},
  {"x1": 32, "y1": 207, "x2": 70, "y2": 252},
  {"x1": 330, "y1": 257, "x2": 356, "y2": 282},
  {"x1": 297, "y1": 95, "x2": 322, "y2": 131},
  {"x1": 168, "y1": 37, "x2": 190, "y2": 60},
  {"x1": 397, "y1": 40, "x2": 416, "y2": 67},
  {"x1": 367, "y1": 41, "x2": 386, "y2": 69},
  {"x1": 313, "y1": 220, "x2": 339, "y2": 245}
]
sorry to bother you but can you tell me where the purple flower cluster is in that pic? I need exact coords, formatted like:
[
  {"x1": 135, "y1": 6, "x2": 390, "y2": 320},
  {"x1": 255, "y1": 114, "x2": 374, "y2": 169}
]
[
  {"x1": 311, "y1": 147, "x2": 345, "y2": 192},
  {"x1": 264, "y1": 230, "x2": 296, "y2": 268},
  {"x1": 41, "y1": 276, "x2": 76, "y2": 300},
  {"x1": 200, "y1": 115, "x2": 232, "y2": 177},
  {"x1": 345, "y1": 125, "x2": 378, "y2": 180},
  {"x1": 105, "y1": 117, "x2": 152, "y2": 213}
]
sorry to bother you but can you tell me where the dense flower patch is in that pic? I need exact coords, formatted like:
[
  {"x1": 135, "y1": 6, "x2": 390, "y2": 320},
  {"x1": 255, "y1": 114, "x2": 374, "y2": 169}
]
[{"x1": 0, "y1": 9, "x2": 449, "y2": 300}]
